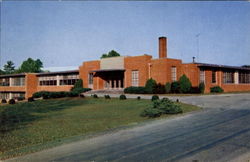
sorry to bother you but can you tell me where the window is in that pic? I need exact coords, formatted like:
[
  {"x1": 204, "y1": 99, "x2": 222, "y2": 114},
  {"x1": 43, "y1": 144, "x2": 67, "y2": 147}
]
[
  {"x1": 200, "y1": 70, "x2": 205, "y2": 83},
  {"x1": 132, "y1": 70, "x2": 139, "y2": 87},
  {"x1": 171, "y1": 67, "x2": 177, "y2": 81},
  {"x1": 12, "y1": 77, "x2": 25, "y2": 86},
  {"x1": 0, "y1": 78, "x2": 10, "y2": 86},
  {"x1": 239, "y1": 72, "x2": 250, "y2": 84},
  {"x1": 88, "y1": 73, "x2": 93, "y2": 85},
  {"x1": 223, "y1": 71, "x2": 234, "y2": 84},
  {"x1": 212, "y1": 71, "x2": 216, "y2": 83},
  {"x1": 39, "y1": 76, "x2": 57, "y2": 86},
  {"x1": 12, "y1": 92, "x2": 25, "y2": 99},
  {"x1": 0, "y1": 93, "x2": 9, "y2": 99},
  {"x1": 59, "y1": 74, "x2": 79, "y2": 85}
]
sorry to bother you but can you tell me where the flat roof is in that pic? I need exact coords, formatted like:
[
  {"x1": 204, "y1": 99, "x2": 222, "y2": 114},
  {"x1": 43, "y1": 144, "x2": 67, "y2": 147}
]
[
  {"x1": 197, "y1": 63, "x2": 250, "y2": 71},
  {"x1": 91, "y1": 69, "x2": 125, "y2": 73},
  {"x1": 36, "y1": 70, "x2": 79, "y2": 76},
  {"x1": 0, "y1": 73, "x2": 26, "y2": 78}
]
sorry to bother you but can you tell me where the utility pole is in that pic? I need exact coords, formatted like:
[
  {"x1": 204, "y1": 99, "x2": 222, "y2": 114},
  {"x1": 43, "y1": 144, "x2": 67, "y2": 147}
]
[{"x1": 195, "y1": 33, "x2": 201, "y2": 62}]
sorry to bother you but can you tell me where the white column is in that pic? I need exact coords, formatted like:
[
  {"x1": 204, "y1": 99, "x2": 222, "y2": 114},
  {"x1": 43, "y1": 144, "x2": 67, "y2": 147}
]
[
  {"x1": 114, "y1": 80, "x2": 117, "y2": 89},
  {"x1": 9, "y1": 77, "x2": 13, "y2": 86},
  {"x1": 109, "y1": 80, "x2": 112, "y2": 89},
  {"x1": 9, "y1": 92, "x2": 12, "y2": 99},
  {"x1": 234, "y1": 71, "x2": 239, "y2": 84},
  {"x1": 118, "y1": 80, "x2": 121, "y2": 89},
  {"x1": 56, "y1": 75, "x2": 60, "y2": 86}
]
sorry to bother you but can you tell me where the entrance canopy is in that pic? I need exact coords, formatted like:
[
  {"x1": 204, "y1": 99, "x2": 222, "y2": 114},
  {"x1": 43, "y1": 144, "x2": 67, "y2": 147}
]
[{"x1": 90, "y1": 69, "x2": 125, "y2": 73}]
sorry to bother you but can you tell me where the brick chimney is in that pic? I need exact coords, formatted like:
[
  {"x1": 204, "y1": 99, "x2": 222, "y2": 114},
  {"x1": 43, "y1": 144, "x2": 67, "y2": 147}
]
[{"x1": 159, "y1": 37, "x2": 167, "y2": 58}]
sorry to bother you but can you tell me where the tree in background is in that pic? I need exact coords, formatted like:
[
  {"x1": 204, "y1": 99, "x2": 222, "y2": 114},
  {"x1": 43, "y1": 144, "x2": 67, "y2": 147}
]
[
  {"x1": 3, "y1": 61, "x2": 15, "y2": 74},
  {"x1": 18, "y1": 58, "x2": 43, "y2": 73},
  {"x1": 101, "y1": 50, "x2": 120, "y2": 59}
]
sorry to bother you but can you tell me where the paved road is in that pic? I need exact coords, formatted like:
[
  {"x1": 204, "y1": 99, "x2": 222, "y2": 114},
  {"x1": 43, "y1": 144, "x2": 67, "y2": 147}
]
[{"x1": 7, "y1": 93, "x2": 250, "y2": 162}]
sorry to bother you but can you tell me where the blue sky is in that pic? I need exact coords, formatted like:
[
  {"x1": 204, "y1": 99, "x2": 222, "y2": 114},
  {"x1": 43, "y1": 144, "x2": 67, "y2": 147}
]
[{"x1": 1, "y1": 1, "x2": 250, "y2": 70}]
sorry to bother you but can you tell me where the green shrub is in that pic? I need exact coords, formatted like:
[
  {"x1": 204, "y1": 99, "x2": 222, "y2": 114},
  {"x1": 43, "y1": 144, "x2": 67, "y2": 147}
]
[
  {"x1": 71, "y1": 88, "x2": 92, "y2": 94},
  {"x1": 17, "y1": 96, "x2": 25, "y2": 101},
  {"x1": 165, "y1": 82, "x2": 171, "y2": 93},
  {"x1": 104, "y1": 95, "x2": 111, "y2": 99},
  {"x1": 145, "y1": 78, "x2": 157, "y2": 94},
  {"x1": 210, "y1": 86, "x2": 224, "y2": 93},
  {"x1": 171, "y1": 81, "x2": 180, "y2": 93},
  {"x1": 33, "y1": 91, "x2": 49, "y2": 98},
  {"x1": 8, "y1": 99, "x2": 15, "y2": 104},
  {"x1": 67, "y1": 91, "x2": 79, "y2": 97},
  {"x1": 80, "y1": 94, "x2": 85, "y2": 98},
  {"x1": 140, "y1": 108, "x2": 162, "y2": 118},
  {"x1": 190, "y1": 87, "x2": 200, "y2": 94},
  {"x1": 141, "y1": 98, "x2": 183, "y2": 118},
  {"x1": 1, "y1": 99, "x2": 7, "y2": 104},
  {"x1": 153, "y1": 83, "x2": 165, "y2": 94},
  {"x1": 119, "y1": 94, "x2": 126, "y2": 100},
  {"x1": 71, "y1": 79, "x2": 83, "y2": 89},
  {"x1": 92, "y1": 94, "x2": 98, "y2": 98},
  {"x1": 151, "y1": 95, "x2": 159, "y2": 101},
  {"x1": 124, "y1": 86, "x2": 146, "y2": 94},
  {"x1": 179, "y1": 75, "x2": 192, "y2": 93},
  {"x1": 28, "y1": 97, "x2": 34, "y2": 102},
  {"x1": 137, "y1": 96, "x2": 141, "y2": 100},
  {"x1": 199, "y1": 82, "x2": 205, "y2": 93}
]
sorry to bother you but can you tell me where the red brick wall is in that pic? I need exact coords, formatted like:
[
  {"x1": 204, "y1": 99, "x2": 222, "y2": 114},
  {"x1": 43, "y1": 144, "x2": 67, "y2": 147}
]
[
  {"x1": 151, "y1": 58, "x2": 182, "y2": 85},
  {"x1": 124, "y1": 55, "x2": 152, "y2": 87},
  {"x1": 79, "y1": 60, "x2": 100, "y2": 89},
  {"x1": 25, "y1": 73, "x2": 38, "y2": 98},
  {"x1": 182, "y1": 64, "x2": 200, "y2": 87}
]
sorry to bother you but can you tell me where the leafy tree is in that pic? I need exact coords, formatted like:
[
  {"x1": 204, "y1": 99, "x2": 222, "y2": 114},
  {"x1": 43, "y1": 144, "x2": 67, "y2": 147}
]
[
  {"x1": 18, "y1": 58, "x2": 43, "y2": 73},
  {"x1": 3, "y1": 61, "x2": 15, "y2": 74},
  {"x1": 101, "y1": 50, "x2": 120, "y2": 59},
  {"x1": 0, "y1": 69, "x2": 5, "y2": 75},
  {"x1": 242, "y1": 65, "x2": 250, "y2": 68},
  {"x1": 145, "y1": 78, "x2": 157, "y2": 94},
  {"x1": 179, "y1": 75, "x2": 192, "y2": 93}
]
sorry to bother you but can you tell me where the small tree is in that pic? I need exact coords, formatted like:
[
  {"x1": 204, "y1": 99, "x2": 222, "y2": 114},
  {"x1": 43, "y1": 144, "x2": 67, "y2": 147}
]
[
  {"x1": 145, "y1": 78, "x2": 157, "y2": 94},
  {"x1": 165, "y1": 82, "x2": 171, "y2": 93},
  {"x1": 179, "y1": 75, "x2": 192, "y2": 93},
  {"x1": 3, "y1": 61, "x2": 15, "y2": 74},
  {"x1": 171, "y1": 81, "x2": 180, "y2": 93},
  {"x1": 153, "y1": 83, "x2": 165, "y2": 94},
  {"x1": 199, "y1": 82, "x2": 205, "y2": 93}
]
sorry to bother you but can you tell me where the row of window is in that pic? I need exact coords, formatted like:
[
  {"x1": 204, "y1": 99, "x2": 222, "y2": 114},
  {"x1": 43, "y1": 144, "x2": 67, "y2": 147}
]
[
  {"x1": 38, "y1": 74, "x2": 79, "y2": 86},
  {"x1": 0, "y1": 92, "x2": 25, "y2": 100},
  {"x1": 0, "y1": 77, "x2": 25, "y2": 86},
  {"x1": 200, "y1": 70, "x2": 250, "y2": 84}
]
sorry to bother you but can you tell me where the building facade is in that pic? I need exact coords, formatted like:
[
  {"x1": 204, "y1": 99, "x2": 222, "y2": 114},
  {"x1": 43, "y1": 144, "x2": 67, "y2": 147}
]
[{"x1": 1, "y1": 37, "x2": 250, "y2": 100}]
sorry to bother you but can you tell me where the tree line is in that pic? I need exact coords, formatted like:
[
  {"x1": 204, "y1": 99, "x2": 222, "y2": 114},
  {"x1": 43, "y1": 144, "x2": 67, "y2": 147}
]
[{"x1": 0, "y1": 58, "x2": 44, "y2": 75}]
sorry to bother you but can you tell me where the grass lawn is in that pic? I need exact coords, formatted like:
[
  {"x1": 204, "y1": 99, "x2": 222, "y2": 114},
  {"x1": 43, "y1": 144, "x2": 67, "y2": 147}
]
[{"x1": 0, "y1": 97, "x2": 200, "y2": 159}]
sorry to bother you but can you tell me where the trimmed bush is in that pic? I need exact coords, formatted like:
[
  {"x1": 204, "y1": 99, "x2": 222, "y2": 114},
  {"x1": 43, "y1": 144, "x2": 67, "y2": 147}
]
[
  {"x1": 80, "y1": 94, "x2": 85, "y2": 98},
  {"x1": 119, "y1": 94, "x2": 126, "y2": 100},
  {"x1": 17, "y1": 96, "x2": 25, "y2": 101},
  {"x1": 151, "y1": 95, "x2": 159, "y2": 101},
  {"x1": 145, "y1": 78, "x2": 157, "y2": 94},
  {"x1": 28, "y1": 97, "x2": 34, "y2": 102},
  {"x1": 141, "y1": 98, "x2": 182, "y2": 118},
  {"x1": 71, "y1": 88, "x2": 92, "y2": 94},
  {"x1": 210, "y1": 86, "x2": 224, "y2": 93},
  {"x1": 124, "y1": 86, "x2": 146, "y2": 94},
  {"x1": 92, "y1": 94, "x2": 98, "y2": 98},
  {"x1": 8, "y1": 99, "x2": 15, "y2": 104},
  {"x1": 104, "y1": 95, "x2": 111, "y2": 99},
  {"x1": 137, "y1": 96, "x2": 141, "y2": 100},
  {"x1": 165, "y1": 82, "x2": 171, "y2": 93},
  {"x1": 171, "y1": 81, "x2": 180, "y2": 93},
  {"x1": 199, "y1": 82, "x2": 205, "y2": 94},
  {"x1": 153, "y1": 83, "x2": 165, "y2": 94},
  {"x1": 179, "y1": 75, "x2": 192, "y2": 93},
  {"x1": 33, "y1": 91, "x2": 49, "y2": 98},
  {"x1": 1, "y1": 99, "x2": 7, "y2": 104},
  {"x1": 190, "y1": 87, "x2": 200, "y2": 94},
  {"x1": 141, "y1": 108, "x2": 162, "y2": 118}
]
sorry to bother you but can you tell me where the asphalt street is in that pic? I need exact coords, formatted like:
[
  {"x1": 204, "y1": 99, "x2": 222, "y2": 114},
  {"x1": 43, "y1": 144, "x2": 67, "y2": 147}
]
[{"x1": 6, "y1": 93, "x2": 250, "y2": 162}]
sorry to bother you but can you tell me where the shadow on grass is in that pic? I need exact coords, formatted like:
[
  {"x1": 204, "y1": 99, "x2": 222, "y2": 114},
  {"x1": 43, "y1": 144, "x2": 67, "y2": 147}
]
[{"x1": 0, "y1": 98, "x2": 85, "y2": 136}]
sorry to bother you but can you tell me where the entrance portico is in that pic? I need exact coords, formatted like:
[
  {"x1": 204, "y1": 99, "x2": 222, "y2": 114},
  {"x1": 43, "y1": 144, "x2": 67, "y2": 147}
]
[{"x1": 91, "y1": 69, "x2": 125, "y2": 90}]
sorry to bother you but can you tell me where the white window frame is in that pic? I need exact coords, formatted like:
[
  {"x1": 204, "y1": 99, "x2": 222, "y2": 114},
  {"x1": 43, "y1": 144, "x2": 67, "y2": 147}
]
[
  {"x1": 200, "y1": 70, "x2": 205, "y2": 83},
  {"x1": 132, "y1": 70, "x2": 139, "y2": 87},
  {"x1": 171, "y1": 66, "x2": 177, "y2": 81}
]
